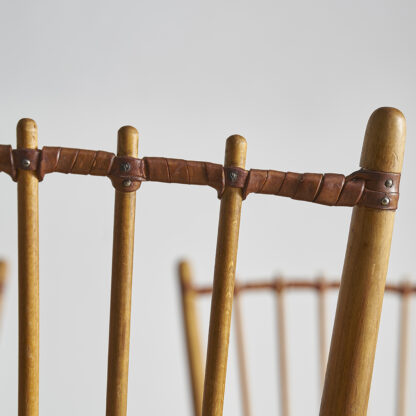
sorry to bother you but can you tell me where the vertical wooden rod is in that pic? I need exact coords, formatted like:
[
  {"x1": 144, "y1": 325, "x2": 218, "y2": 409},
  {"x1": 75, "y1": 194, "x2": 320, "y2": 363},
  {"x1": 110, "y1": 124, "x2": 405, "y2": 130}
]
[
  {"x1": 106, "y1": 126, "x2": 139, "y2": 416},
  {"x1": 317, "y1": 277, "x2": 328, "y2": 391},
  {"x1": 233, "y1": 291, "x2": 252, "y2": 416},
  {"x1": 178, "y1": 260, "x2": 204, "y2": 416},
  {"x1": 320, "y1": 107, "x2": 406, "y2": 416},
  {"x1": 202, "y1": 135, "x2": 247, "y2": 416},
  {"x1": 275, "y1": 279, "x2": 290, "y2": 416},
  {"x1": 17, "y1": 119, "x2": 39, "y2": 416},
  {"x1": 0, "y1": 260, "x2": 7, "y2": 330},
  {"x1": 396, "y1": 281, "x2": 411, "y2": 416}
]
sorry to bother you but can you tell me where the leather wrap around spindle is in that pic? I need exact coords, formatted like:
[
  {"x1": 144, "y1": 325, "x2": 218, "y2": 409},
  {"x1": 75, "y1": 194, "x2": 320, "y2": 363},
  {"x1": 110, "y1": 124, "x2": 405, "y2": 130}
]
[{"x1": 0, "y1": 145, "x2": 400, "y2": 210}]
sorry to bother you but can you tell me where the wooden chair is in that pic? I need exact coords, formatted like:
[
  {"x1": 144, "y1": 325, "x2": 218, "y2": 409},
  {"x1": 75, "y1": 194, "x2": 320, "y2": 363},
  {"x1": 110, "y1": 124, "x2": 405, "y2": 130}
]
[
  {"x1": 0, "y1": 107, "x2": 406, "y2": 416},
  {"x1": 178, "y1": 262, "x2": 413, "y2": 416}
]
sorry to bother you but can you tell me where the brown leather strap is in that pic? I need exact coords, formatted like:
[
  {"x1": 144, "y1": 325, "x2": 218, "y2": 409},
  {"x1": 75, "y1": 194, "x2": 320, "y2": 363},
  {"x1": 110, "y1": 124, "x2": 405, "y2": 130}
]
[
  {"x1": 240, "y1": 167, "x2": 400, "y2": 210},
  {"x1": 0, "y1": 145, "x2": 16, "y2": 179},
  {"x1": 142, "y1": 157, "x2": 224, "y2": 196},
  {"x1": 0, "y1": 145, "x2": 400, "y2": 209},
  {"x1": 38, "y1": 147, "x2": 144, "y2": 192}
]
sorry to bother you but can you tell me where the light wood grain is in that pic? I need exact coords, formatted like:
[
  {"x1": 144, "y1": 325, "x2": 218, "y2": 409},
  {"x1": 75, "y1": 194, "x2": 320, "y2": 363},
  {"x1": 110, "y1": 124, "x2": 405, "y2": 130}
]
[
  {"x1": 202, "y1": 135, "x2": 247, "y2": 416},
  {"x1": 178, "y1": 260, "x2": 204, "y2": 416},
  {"x1": 320, "y1": 107, "x2": 406, "y2": 416},
  {"x1": 106, "y1": 126, "x2": 138, "y2": 416},
  {"x1": 17, "y1": 118, "x2": 39, "y2": 416},
  {"x1": 233, "y1": 292, "x2": 252, "y2": 416},
  {"x1": 396, "y1": 281, "x2": 411, "y2": 416},
  {"x1": 275, "y1": 280, "x2": 290, "y2": 416},
  {"x1": 317, "y1": 276, "x2": 328, "y2": 390}
]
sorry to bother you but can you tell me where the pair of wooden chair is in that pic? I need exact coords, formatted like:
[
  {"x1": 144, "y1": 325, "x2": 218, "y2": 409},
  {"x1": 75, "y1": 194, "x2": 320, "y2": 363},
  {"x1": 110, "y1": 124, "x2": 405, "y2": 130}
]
[
  {"x1": 178, "y1": 263, "x2": 413, "y2": 416},
  {"x1": 0, "y1": 107, "x2": 406, "y2": 415}
]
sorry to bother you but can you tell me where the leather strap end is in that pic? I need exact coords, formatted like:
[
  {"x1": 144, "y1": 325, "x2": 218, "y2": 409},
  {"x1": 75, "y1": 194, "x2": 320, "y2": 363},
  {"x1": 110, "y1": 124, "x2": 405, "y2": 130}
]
[
  {"x1": 12, "y1": 148, "x2": 42, "y2": 181},
  {"x1": 358, "y1": 190, "x2": 399, "y2": 211},
  {"x1": 108, "y1": 156, "x2": 145, "y2": 192},
  {"x1": 224, "y1": 167, "x2": 248, "y2": 199}
]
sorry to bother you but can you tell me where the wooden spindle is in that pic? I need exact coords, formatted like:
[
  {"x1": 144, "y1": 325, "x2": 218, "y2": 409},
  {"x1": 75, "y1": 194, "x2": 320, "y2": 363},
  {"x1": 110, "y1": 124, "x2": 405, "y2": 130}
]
[
  {"x1": 202, "y1": 135, "x2": 247, "y2": 416},
  {"x1": 17, "y1": 119, "x2": 39, "y2": 416},
  {"x1": 320, "y1": 107, "x2": 406, "y2": 416},
  {"x1": 178, "y1": 260, "x2": 204, "y2": 416},
  {"x1": 396, "y1": 281, "x2": 411, "y2": 416},
  {"x1": 106, "y1": 126, "x2": 138, "y2": 416},
  {"x1": 233, "y1": 290, "x2": 252, "y2": 416},
  {"x1": 275, "y1": 278, "x2": 290, "y2": 416},
  {"x1": 317, "y1": 276, "x2": 328, "y2": 390}
]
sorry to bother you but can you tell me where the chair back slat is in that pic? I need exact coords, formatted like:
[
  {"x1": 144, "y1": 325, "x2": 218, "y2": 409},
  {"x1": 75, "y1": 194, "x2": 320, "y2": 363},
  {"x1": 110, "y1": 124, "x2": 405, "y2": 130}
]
[
  {"x1": 275, "y1": 279, "x2": 290, "y2": 416},
  {"x1": 320, "y1": 108, "x2": 406, "y2": 416},
  {"x1": 202, "y1": 136, "x2": 247, "y2": 416},
  {"x1": 397, "y1": 281, "x2": 411, "y2": 416},
  {"x1": 17, "y1": 119, "x2": 40, "y2": 416},
  {"x1": 233, "y1": 292, "x2": 252, "y2": 416},
  {"x1": 178, "y1": 260, "x2": 204, "y2": 416},
  {"x1": 316, "y1": 277, "x2": 328, "y2": 390},
  {"x1": 105, "y1": 126, "x2": 139, "y2": 416}
]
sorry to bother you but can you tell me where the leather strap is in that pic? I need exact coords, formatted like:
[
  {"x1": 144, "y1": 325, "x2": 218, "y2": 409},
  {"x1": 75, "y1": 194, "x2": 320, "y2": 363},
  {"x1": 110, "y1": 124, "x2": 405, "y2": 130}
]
[
  {"x1": 240, "y1": 168, "x2": 400, "y2": 209},
  {"x1": 0, "y1": 145, "x2": 400, "y2": 210}
]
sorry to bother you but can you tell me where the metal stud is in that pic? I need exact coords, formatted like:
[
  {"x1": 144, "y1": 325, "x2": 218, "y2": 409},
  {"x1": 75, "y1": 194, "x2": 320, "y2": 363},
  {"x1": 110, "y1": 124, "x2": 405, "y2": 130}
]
[
  {"x1": 122, "y1": 179, "x2": 132, "y2": 187},
  {"x1": 120, "y1": 162, "x2": 130, "y2": 173},
  {"x1": 381, "y1": 196, "x2": 390, "y2": 206},
  {"x1": 229, "y1": 171, "x2": 238, "y2": 183},
  {"x1": 21, "y1": 159, "x2": 31, "y2": 168},
  {"x1": 385, "y1": 179, "x2": 393, "y2": 188}
]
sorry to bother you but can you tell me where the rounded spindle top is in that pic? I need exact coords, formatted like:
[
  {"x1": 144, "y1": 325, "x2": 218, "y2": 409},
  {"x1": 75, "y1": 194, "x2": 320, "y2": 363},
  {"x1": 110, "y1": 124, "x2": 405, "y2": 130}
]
[
  {"x1": 360, "y1": 107, "x2": 406, "y2": 173},
  {"x1": 117, "y1": 125, "x2": 139, "y2": 157},
  {"x1": 17, "y1": 118, "x2": 38, "y2": 149},
  {"x1": 225, "y1": 134, "x2": 247, "y2": 168}
]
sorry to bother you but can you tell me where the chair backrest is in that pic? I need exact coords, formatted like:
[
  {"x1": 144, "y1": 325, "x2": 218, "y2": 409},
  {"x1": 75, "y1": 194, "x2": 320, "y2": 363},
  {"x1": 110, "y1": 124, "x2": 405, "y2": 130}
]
[
  {"x1": 178, "y1": 261, "x2": 413, "y2": 416},
  {"x1": 0, "y1": 107, "x2": 406, "y2": 416}
]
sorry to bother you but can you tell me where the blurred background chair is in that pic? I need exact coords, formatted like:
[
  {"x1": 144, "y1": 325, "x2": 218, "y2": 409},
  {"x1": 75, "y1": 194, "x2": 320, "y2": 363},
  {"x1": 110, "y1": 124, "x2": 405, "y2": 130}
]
[{"x1": 178, "y1": 260, "x2": 413, "y2": 416}]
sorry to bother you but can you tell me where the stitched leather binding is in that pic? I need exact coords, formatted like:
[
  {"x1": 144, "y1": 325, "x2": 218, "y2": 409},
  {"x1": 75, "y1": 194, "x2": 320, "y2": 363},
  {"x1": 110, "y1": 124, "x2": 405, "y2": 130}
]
[
  {"x1": 242, "y1": 168, "x2": 400, "y2": 209},
  {"x1": 0, "y1": 145, "x2": 400, "y2": 210}
]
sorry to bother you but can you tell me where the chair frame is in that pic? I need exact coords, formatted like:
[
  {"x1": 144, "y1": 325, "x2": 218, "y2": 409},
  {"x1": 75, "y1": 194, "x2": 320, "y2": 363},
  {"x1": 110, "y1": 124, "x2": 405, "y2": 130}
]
[
  {"x1": 178, "y1": 267, "x2": 413, "y2": 416},
  {"x1": 0, "y1": 107, "x2": 406, "y2": 416}
]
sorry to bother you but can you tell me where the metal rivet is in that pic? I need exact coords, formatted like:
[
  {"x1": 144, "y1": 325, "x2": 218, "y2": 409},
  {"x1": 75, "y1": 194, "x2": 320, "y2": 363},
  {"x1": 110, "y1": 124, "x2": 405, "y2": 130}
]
[
  {"x1": 381, "y1": 196, "x2": 390, "y2": 206},
  {"x1": 229, "y1": 171, "x2": 238, "y2": 182},
  {"x1": 385, "y1": 179, "x2": 393, "y2": 188},
  {"x1": 21, "y1": 159, "x2": 31, "y2": 168},
  {"x1": 120, "y1": 162, "x2": 130, "y2": 172},
  {"x1": 122, "y1": 179, "x2": 132, "y2": 187}
]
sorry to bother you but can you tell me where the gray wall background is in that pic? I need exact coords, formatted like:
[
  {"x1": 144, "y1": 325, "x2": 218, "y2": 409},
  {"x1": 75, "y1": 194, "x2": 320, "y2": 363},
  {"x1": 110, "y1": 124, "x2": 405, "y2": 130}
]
[{"x1": 0, "y1": 0, "x2": 415, "y2": 414}]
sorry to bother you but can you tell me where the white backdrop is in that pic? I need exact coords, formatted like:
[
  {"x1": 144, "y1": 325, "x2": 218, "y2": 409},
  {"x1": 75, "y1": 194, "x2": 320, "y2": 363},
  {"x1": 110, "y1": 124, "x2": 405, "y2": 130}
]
[{"x1": 0, "y1": 1, "x2": 415, "y2": 414}]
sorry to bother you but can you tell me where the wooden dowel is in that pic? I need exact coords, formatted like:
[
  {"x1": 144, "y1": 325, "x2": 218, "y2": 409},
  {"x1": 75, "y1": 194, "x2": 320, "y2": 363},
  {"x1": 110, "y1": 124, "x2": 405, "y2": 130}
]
[
  {"x1": 106, "y1": 126, "x2": 138, "y2": 416},
  {"x1": 17, "y1": 119, "x2": 39, "y2": 416},
  {"x1": 320, "y1": 107, "x2": 406, "y2": 416},
  {"x1": 202, "y1": 135, "x2": 247, "y2": 416},
  {"x1": 0, "y1": 260, "x2": 7, "y2": 330},
  {"x1": 178, "y1": 260, "x2": 204, "y2": 416},
  {"x1": 396, "y1": 281, "x2": 411, "y2": 416},
  {"x1": 233, "y1": 292, "x2": 252, "y2": 416},
  {"x1": 317, "y1": 277, "x2": 328, "y2": 391},
  {"x1": 275, "y1": 279, "x2": 290, "y2": 416}
]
